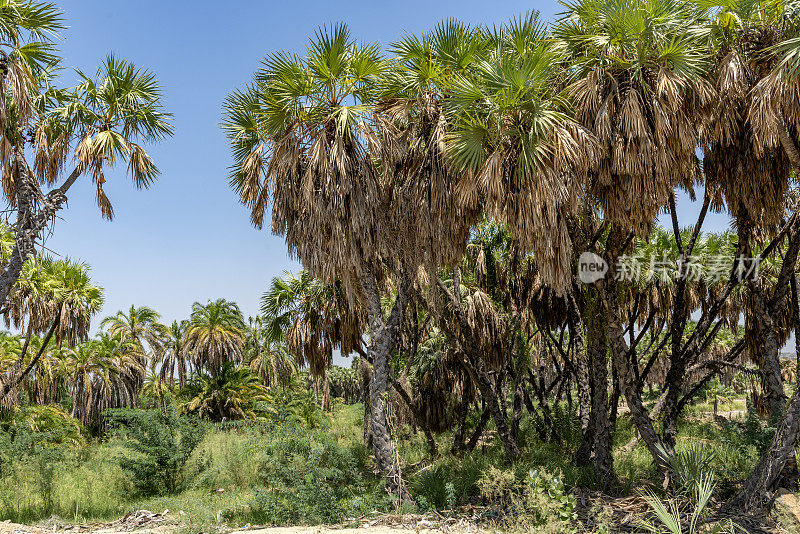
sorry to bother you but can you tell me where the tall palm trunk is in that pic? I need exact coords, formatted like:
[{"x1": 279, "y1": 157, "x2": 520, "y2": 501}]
[
  {"x1": 363, "y1": 272, "x2": 411, "y2": 500},
  {"x1": 752, "y1": 288, "x2": 786, "y2": 416},
  {"x1": 0, "y1": 156, "x2": 77, "y2": 307},
  {"x1": 588, "y1": 298, "x2": 614, "y2": 486},
  {"x1": 725, "y1": 268, "x2": 800, "y2": 512},
  {"x1": 574, "y1": 292, "x2": 613, "y2": 486},
  {"x1": 725, "y1": 385, "x2": 800, "y2": 512}
]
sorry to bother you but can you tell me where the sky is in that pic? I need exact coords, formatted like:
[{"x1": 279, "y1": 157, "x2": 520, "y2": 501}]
[{"x1": 47, "y1": 1, "x2": 733, "y2": 339}]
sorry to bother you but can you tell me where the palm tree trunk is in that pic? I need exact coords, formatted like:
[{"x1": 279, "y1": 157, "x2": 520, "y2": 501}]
[
  {"x1": 363, "y1": 272, "x2": 411, "y2": 500},
  {"x1": 0, "y1": 161, "x2": 78, "y2": 307},
  {"x1": 588, "y1": 304, "x2": 614, "y2": 487},
  {"x1": 748, "y1": 272, "x2": 786, "y2": 417},
  {"x1": 569, "y1": 297, "x2": 593, "y2": 448},
  {"x1": 724, "y1": 385, "x2": 800, "y2": 512}
]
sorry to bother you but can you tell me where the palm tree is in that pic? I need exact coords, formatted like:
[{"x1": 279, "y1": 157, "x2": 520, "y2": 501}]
[
  {"x1": 184, "y1": 299, "x2": 245, "y2": 377},
  {"x1": 694, "y1": 0, "x2": 800, "y2": 419},
  {"x1": 0, "y1": 47, "x2": 174, "y2": 306},
  {"x1": 447, "y1": 14, "x2": 596, "y2": 292},
  {"x1": 553, "y1": 0, "x2": 711, "y2": 471},
  {"x1": 262, "y1": 271, "x2": 362, "y2": 378},
  {"x1": 156, "y1": 320, "x2": 190, "y2": 390},
  {"x1": 101, "y1": 305, "x2": 167, "y2": 355},
  {"x1": 222, "y1": 24, "x2": 421, "y2": 497},
  {"x1": 95, "y1": 331, "x2": 145, "y2": 411},
  {"x1": 180, "y1": 362, "x2": 269, "y2": 422},
  {"x1": 66, "y1": 333, "x2": 143, "y2": 428},
  {"x1": 243, "y1": 316, "x2": 297, "y2": 390},
  {"x1": 0, "y1": 258, "x2": 103, "y2": 401}
]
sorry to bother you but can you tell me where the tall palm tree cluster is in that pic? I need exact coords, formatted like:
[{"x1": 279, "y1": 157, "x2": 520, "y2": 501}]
[
  {"x1": 223, "y1": 0, "x2": 800, "y2": 510},
  {"x1": 0, "y1": 291, "x2": 306, "y2": 428}
]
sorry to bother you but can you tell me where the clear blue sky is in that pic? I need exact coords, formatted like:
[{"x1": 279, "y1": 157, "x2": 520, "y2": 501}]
[{"x1": 48, "y1": 0, "x2": 731, "y2": 333}]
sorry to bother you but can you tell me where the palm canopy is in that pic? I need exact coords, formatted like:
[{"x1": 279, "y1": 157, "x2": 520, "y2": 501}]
[
  {"x1": 447, "y1": 14, "x2": 597, "y2": 291},
  {"x1": 243, "y1": 316, "x2": 297, "y2": 388},
  {"x1": 223, "y1": 24, "x2": 386, "y2": 302},
  {"x1": 100, "y1": 304, "x2": 167, "y2": 356},
  {"x1": 0, "y1": 0, "x2": 64, "y2": 132},
  {"x1": 361, "y1": 20, "x2": 488, "y2": 280},
  {"x1": 696, "y1": 0, "x2": 800, "y2": 229},
  {"x1": 5, "y1": 257, "x2": 102, "y2": 346},
  {"x1": 27, "y1": 54, "x2": 174, "y2": 218},
  {"x1": 554, "y1": 0, "x2": 711, "y2": 233},
  {"x1": 184, "y1": 298, "x2": 245, "y2": 377},
  {"x1": 261, "y1": 270, "x2": 363, "y2": 377}
]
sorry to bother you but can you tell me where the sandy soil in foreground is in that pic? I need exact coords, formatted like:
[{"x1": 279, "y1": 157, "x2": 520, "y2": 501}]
[
  {"x1": 0, "y1": 523, "x2": 461, "y2": 534},
  {"x1": 0, "y1": 511, "x2": 480, "y2": 534}
]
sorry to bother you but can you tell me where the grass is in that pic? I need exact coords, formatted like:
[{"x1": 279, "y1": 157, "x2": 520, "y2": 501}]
[{"x1": 0, "y1": 399, "x2": 793, "y2": 532}]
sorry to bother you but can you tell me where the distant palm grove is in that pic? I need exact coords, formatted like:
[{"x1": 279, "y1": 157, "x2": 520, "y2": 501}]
[{"x1": 4, "y1": 0, "x2": 800, "y2": 532}]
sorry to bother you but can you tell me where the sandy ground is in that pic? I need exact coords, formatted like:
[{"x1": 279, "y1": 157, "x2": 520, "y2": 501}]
[
  {"x1": 0, "y1": 523, "x2": 461, "y2": 534},
  {"x1": 0, "y1": 525, "x2": 433, "y2": 534},
  {"x1": 0, "y1": 511, "x2": 482, "y2": 534}
]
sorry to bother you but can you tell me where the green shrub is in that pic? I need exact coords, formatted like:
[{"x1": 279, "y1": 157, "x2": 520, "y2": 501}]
[
  {"x1": 477, "y1": 466, "x2": 577, "y2": 532},
  {"x1": 410, "y1": 454, "x2": 488, "y2": 510},
  {"x1": 107, "y1": 407, "x2": 205, "y2": 496},
  {"x1": 247, "y1": 425, "x2": 362, "y2": 525},
  {"x1": 0, "y1": 426, "x2": 128, "y2": 523}
]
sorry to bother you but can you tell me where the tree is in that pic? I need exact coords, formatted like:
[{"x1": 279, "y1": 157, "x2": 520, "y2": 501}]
[
  {"x1": 0, "y1": 257, "x2": 103, "y2": 401},
  {"x1": 0, "y1": 38, "x2": 173, "y2": 305},
  {"x1": 180, "y1": 362, "x2": 268, "y2": 422},
  {"x1": 243, "y1": 316, "x2": 297, "y2": 390},
  {"x1": 261, "y1": 271, "x2": 362, "y2": 405},
  {"x1": 156, "y1": 320, "x2": 190, "y2": 390},
  {"x1": 101, "y1": 305, "x2": 167, "y2": 355},
  {"x1": 554, "y1": 0, "x2": 711, "y2": 471},
  {"x1": 184, "y1": 298, "x2": 245, "y2": 377},
  {"x1": 222, "y1": 24, "x2": 421, "y2": 498}
]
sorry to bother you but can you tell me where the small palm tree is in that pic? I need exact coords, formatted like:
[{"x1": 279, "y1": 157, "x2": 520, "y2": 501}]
[
  {"x1": 184, "y1": 299, "x2": 245, "y2": 377},
  {"x1": 180, "y1": 362, "x2": 268, "y2": 422},
  {"x1": 0, "y1": 258, "x2": 103, "y2": 401},
  {"x1": 66, "y1": 333, "x2": 143, "y2": 428}
]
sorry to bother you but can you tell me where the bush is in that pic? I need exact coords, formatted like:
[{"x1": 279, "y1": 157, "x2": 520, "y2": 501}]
[
  {"x1": 107, "y1": 407, "x2": 205, "y2": 496},
  {"x1": 477, "y1": 466, "x2": 577, "y2": 532},
  {"x1": 247, "y1": 424, "x2": 363, "y2": 525},
  {"x1": 8, "y1": 405, "x2": 85, "y2": 445},
  {"x1": 410, "y1": 454, "x2": 488, "y2": 510}
]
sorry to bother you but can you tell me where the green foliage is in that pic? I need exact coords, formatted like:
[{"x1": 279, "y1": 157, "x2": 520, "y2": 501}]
[
  {"x1": 107, "y1": 408, "x2": 205, "y2": 496},
  {"x1": 180, "y1": 363, "x2": 269, "y2": 422},
  {"x1": 640, "y1": 475, "x2": 737, "y2": 534},
  {"x1": 6, "y1": 404, "x2": 84, "y2": 445},
  {"x1": 0, "y1": 425, "x2": 129, "y2": 523},
  {"x1": 660, "y1": 444, "x2": 716, "y2": 498},
  {"x1": 246, "y1": 424, "x2": 364, "y2": 525},
  {"x1": 411, "y1": 454, "x2": 488, "y2": 510},
  {"x1": 477, "y1": 466, "x2": 577, "y2": 531}
]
